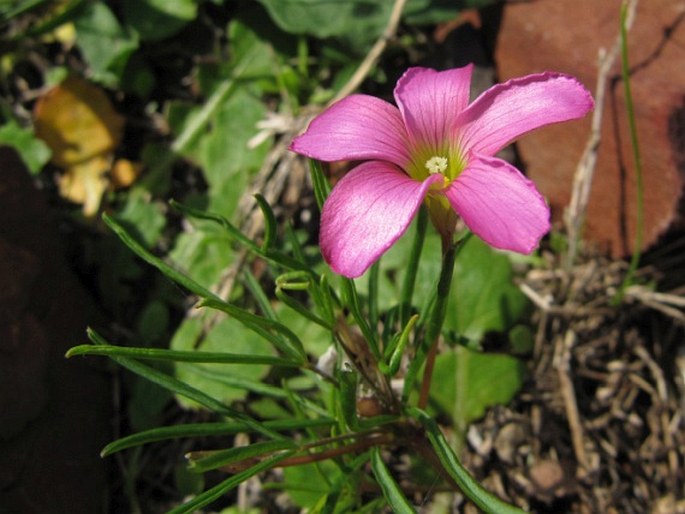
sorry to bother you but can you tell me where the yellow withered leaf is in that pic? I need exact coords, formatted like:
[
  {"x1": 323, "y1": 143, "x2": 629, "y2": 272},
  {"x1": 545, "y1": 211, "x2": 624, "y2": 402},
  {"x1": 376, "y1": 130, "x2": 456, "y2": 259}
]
[{"x1": 34, "y1": 76, "x2": 125, "y2": 215}]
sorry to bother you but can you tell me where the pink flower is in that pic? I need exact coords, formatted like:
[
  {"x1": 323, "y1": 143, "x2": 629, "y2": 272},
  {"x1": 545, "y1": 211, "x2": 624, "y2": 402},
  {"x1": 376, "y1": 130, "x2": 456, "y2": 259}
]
[{"x1": 290, "y1": 66, "x2": 593, "y2": 278}]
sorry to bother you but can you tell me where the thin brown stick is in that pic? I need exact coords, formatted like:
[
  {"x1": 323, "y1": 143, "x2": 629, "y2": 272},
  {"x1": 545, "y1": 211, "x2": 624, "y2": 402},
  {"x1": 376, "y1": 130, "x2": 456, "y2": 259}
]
[
  {"x1": 328, "y1": 0, "x2": 408, "y2": 105},
  {"x1": 564, "y1": 0, "x2": 640, "y2": 269},
  {"x1": 554, "y1": 330, "x2": 591, "y2": 476}
]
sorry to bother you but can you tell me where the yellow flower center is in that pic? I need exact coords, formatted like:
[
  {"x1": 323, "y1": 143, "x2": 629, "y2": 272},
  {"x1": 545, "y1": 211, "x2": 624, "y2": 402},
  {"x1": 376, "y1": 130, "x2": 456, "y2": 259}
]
[{"x1": 425, "y1": 156, "x2": 448, "y2": 175}]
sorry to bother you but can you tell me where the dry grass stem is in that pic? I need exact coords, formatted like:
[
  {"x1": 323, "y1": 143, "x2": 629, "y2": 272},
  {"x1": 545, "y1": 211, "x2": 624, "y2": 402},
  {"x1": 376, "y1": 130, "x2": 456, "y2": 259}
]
[{"x1": 564, "y1": 0, "x2": 640, "y2": 269}]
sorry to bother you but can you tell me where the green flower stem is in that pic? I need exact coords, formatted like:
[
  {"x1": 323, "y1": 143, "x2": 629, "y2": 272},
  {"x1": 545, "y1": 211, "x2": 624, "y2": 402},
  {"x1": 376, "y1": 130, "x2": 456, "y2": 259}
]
[
  {"x1": 400, "y1": 206, "x2": 428, "y2": 327},
  {"x1": 417, "y1": 241, "x2": 457, "y2": 408}
]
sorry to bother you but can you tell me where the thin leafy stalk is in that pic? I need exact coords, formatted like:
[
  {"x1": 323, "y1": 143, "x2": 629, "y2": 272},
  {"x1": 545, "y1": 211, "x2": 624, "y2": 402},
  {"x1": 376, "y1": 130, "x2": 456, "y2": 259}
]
[{"x1": 616, "y1": 0, "x2": 644, "y2": 301}]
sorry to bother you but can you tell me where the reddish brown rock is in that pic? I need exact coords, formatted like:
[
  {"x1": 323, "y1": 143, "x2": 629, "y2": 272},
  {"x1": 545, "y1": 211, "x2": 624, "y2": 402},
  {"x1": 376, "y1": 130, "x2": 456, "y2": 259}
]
[{"x1": 495, "y1": 0, "x2": 685, "y2": 256}]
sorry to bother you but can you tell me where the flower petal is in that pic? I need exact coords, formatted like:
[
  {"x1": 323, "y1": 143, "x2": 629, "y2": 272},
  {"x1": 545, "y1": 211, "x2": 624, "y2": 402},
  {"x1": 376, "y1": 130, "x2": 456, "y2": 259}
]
[
  {"x1": 289, "y1": 94, "x2": 410, "y2": 167},
  {"x1": 394, "y1": 65, "x2": 473, "y2": 151},
  {"x1": 457, "y1": 72, "x2": 594, "y2": 156},
  {"x1": 320, "y1": 161, "x2": 443, "y2": 278},
  {"x1": 443, "y1": 155, "x2": 550, "y2": 254}
]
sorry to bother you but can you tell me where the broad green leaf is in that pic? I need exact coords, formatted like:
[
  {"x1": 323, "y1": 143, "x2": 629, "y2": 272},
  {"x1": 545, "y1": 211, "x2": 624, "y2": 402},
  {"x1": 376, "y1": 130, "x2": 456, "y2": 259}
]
[
  {"x1": 168, "y1": 223, "x2": 234, "y2": 288},
  {"x1": 123, "y1": 0, "x2": 197, "y2": 41},
  {"x1": 281, "y1": 460, "x2": 342, "y2": 509},
  {"x1": 0, "y1": 120, "x2": 51, "y2": 174},
  {"x1": 73, "y1": 1, "x2": 138, "y2": 86},
  {"x1": 446, "y1": 237, "x2": 529, "y2": 340},
  {"x1": 171, "y1": 316, "x2": 275, "y2": 409},
  {"x1": 115, "y1": 188, "x2": 166, "y2": 246},
  {"x1": 276, "y1": 302, "x2": 332, "y2": 358},
  {"x1": 404, "y1": 0, "x2": 499, "y2": 25},
  {"x1": 255, "y1": 0, "x2": 388, "y2": 40},
  {"x1": 430, "y1": 346, "x2": 526, "y2": 435}
]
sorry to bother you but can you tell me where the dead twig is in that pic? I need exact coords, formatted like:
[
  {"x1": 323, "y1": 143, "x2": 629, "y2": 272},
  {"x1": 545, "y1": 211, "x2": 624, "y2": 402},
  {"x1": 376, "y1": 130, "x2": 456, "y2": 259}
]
[{"x1": 564, "y1": 0, "x2": 640, "y2": 269}]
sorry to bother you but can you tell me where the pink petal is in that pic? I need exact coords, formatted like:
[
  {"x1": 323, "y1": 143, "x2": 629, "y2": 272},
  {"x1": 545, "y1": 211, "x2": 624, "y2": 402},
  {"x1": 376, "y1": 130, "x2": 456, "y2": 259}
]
[
  {"x1": 394, "y1": 65, "x2": 473, "y2": 151},
  {"x1": 320, "y1": 161, "x2": 444, "y2": 278},
  {"x1": 457, "y1": 72, "x2": 594, "y2": 156},
  {"x1": 289, "y1": 94, "x2": 411, "y2": 167},
  {"x1": 443, "y1": 155, "x2": 550, "y2": 254}
]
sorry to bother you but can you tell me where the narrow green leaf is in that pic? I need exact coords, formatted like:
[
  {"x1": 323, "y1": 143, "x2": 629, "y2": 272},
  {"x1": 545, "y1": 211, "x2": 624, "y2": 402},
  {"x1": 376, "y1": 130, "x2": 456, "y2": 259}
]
[
  {"x1": 170, "y1": 199, "x2": 308, "y2": 271},
  {"x1": 371, "y1": 447, "x2": 417, "y2": 514},
  {"x1": 170, "y1": 199, "x2": 258, "y2": 250},
  {"x1": 168, "y1": 450, "x2": 295, "y2": 514},
  {"x1": 103, "y1": 213, "x2": 218, "y2": 300},
  {"x1": 276, "y1": 288, "x2": 333, "y2": 330},
  {"x1": 101, "y1": 418, "x2": 334, "y2": 456},
  {"x1": 341, "y1": 278, "x2": 378, "y2": 359},
  {"x1": 337, "y1": 369, "x2": 358, "y2": 430},
  {"x1": 201, "y1": 297, "x2": 307, "y2": 362},
  {"x1": 87, "y1": 329, "x2": 282, "y2": 440},
  {"x1": 384, "y1": 314, "x2": 419, "y2": 377},
  {"x1": 243, "y1": 270, "x2": 278, "y2": 320},
  {"x1": 188, "y1": 439, "x2": 296, "y2": 473},
  {"x1": 254, "y1": 194, "x2": 277, "y2": 252},
  {"x1": 411, "y1": 408, "x2": 525, "y2": 514},
  {"x1": 66, "y1": 343, "x2": 300, "y2": 367},
  {"x1": 309, "y1": 159, "x2": 330, "y2": 211}
]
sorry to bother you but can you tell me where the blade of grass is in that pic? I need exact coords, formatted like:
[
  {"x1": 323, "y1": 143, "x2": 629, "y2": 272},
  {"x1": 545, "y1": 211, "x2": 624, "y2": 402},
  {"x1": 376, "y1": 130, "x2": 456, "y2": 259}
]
[{"x1": 615, "y1": 0, "x2": 644, "y2": 302}]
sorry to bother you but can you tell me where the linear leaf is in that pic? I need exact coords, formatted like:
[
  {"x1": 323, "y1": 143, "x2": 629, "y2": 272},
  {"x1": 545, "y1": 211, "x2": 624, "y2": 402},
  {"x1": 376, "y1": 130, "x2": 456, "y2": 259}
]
[
  {"x1": 187, "y1": 439, "x2": 296, "y2": 473},
  {"x1": 411, "y1": 408, "x2": 525, "y2": 514},
  {"x1": 371, "y1": 447, "x2": 417, "y2": 514},
  {"x1": 67, "y1": 343, "x2": 300, "y2": 367},
  {"x1": 87, "y1": 329, "x2": 283, "y2": 440},
  {"x1": 101, "y1": 418, "x2": 334, "y2": 456}
]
